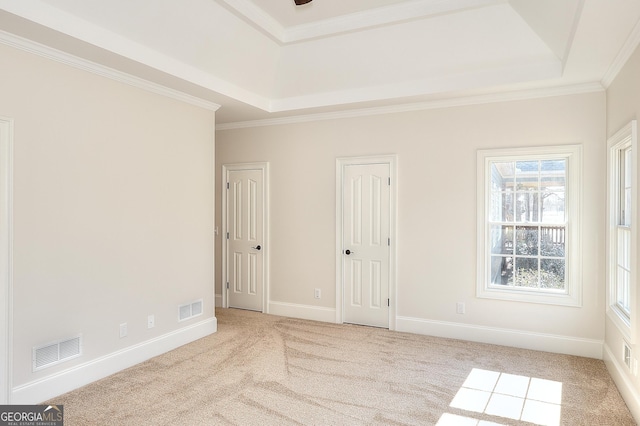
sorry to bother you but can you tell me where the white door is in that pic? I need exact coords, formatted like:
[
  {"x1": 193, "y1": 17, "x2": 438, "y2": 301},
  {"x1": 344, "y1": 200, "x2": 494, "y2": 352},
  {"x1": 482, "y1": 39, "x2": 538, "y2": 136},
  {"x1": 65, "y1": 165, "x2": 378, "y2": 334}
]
[
  {"x1": 226, "y1": 168, "x2": 264, "y2": 311},
  {"x1": 343, "y1": 163, "x2": 390, "y2": 328}
]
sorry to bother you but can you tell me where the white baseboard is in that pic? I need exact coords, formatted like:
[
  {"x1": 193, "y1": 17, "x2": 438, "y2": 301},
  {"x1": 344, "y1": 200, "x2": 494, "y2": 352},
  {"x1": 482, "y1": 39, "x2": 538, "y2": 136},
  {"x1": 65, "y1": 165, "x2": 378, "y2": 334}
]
[
  {"x1": 11, "y1": 317, "x2": 217, "y2": 404},
  {"x1": 396, "y1": 316, "x2": 603, "y2": 359},
  {"x1": 268, "y1": 301, "x2": 336, "y2": 323},
  {"x1": 604, "y1": 343, "x2": 640, "y2": 423},
  {"x1": 215, "y1": 293, "x2": 222, "y2": 308}
]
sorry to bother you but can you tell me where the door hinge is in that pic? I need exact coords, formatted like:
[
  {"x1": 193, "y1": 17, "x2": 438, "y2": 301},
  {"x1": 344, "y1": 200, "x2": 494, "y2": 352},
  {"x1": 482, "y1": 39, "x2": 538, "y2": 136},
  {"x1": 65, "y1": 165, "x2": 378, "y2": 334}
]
[
  {"x1": 226, "y1": 182, "x2": 229, "y2": 189},
  {"x1": 226, "y1": 232, "x2": 229, "y2": 240},
  {"x1": 388, "y1": 177, "x2": 391, "y2": 186},
  {"x1": 387, "y1": 298, "x2": 390, "y2": 307},
  {"x1": 388, "y1": 238, "x2": 390, "y2": 246},
  {"x1": 226, "y1": 282, "x2": 229, "y2": 289}
]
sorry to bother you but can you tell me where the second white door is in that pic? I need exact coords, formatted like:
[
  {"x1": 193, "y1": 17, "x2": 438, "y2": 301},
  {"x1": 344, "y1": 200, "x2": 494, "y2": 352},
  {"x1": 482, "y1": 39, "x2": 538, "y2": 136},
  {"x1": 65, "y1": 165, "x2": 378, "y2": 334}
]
[
  {"x1": 226, "y1": 168, "x2": 264, "y2": 311},
  {"x1": 342, "y1": 163, "x2": 391, "y2": 328}
]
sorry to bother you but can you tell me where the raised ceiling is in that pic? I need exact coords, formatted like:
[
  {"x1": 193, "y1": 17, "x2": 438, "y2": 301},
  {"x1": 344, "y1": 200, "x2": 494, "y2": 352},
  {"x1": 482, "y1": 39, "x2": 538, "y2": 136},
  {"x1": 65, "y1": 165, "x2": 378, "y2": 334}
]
[{"x1": 0, "y1": 0, "x2": 639, "y2": 126}]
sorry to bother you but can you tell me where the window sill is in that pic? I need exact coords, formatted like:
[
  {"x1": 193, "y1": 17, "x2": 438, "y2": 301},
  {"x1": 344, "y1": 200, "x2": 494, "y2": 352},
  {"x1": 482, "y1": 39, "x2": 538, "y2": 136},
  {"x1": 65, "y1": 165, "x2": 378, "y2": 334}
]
[
  {"x1": 607, "y1": 307, "x2": 633, "y2": 344},
  {"x1": 477, "y1": 286, "x2": 581, "y2": 307}
]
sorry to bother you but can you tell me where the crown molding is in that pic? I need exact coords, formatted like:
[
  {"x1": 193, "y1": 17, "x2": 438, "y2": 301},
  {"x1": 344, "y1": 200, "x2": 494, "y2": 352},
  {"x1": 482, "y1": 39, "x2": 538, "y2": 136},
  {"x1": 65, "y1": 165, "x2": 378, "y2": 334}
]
[
  {"x1": 602, "y1": 17, "x2": 640, "y2": 88},
  {"x1": 216, "y1": 82, "x2": 604, "y2": 130},
  {"x1": 0, "y1": 30, "x2": 221, "y2": 111},
  {"x1": 284, "y1": 0, "x2": 506, "y2": 43},
  {"x1": 217, "y1": 0, "x2": 285, "y2": 42},
  {"x1": 219, "y1": 0, "x2": 506, "y2": 45}
]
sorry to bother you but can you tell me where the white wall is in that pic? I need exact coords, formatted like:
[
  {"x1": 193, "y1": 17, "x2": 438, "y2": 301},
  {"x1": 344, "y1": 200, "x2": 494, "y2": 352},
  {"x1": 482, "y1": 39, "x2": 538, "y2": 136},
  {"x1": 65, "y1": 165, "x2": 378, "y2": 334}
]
[
  {"x1": 0, "y1": 42, "x2": 216, "y2": 402},
  {"x1": 216, "y1": 90, "x2": 606, "y2": 357},
  {"x1": 604, "y1": 43, "x2": 640, "y2": 422}
]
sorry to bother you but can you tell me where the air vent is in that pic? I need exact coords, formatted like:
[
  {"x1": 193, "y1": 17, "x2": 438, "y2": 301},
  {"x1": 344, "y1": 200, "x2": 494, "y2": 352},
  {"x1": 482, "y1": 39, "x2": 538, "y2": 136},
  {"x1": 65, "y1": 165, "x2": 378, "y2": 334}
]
[
  {"x1": 179, "y1": 299, "x2": 203, "y2": 322},
  {"x1": 624, "y1": 341, "x2": 632, "y2": 370},
  {"x1": 33, "y1": 335, "x2": 82, "y2": 371}
]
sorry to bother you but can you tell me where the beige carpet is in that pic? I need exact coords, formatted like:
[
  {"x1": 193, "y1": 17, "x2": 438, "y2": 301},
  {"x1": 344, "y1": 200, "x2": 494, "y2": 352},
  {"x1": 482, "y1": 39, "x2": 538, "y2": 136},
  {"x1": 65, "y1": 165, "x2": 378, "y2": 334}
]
[{"x1": 49, "y1": 308, "x2": 635, "y2": 425}]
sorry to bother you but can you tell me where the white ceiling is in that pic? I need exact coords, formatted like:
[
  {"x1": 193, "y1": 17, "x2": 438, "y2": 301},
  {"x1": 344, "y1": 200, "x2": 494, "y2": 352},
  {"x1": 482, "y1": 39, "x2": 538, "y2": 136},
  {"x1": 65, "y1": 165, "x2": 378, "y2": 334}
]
[{"x1": 0, "y1": 0, "x2": 639, "y2": 126}]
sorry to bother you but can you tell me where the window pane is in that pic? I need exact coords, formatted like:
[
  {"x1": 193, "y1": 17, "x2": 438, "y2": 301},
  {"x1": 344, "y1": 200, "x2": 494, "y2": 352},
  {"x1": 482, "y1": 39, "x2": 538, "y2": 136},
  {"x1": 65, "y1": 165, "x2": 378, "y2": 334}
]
[
  {"x1": 516, "y1": 161, "x2": 539, "y2": 191},
  {"x1": 490, "y1": 190, "x2": 514, "y2": 222},
  {"x1": 491, "y1": 225, "x2": 513, "y2": 254},
  {"x1": 624, "y1": 188, "x2": 632, "y2": 226},
  {"x1": 516, "y1": 226, "x2": 538, "y2": 255},
  {"x1": 492, "y1": 162, "x2": 515, "y2": 191},
  {"x1": 541, "y1": 259, "x2": 565, "y2": 289},
  {"x1": 540, "y1": 160, "x2": 566, "y2": 191},
  {"x1": 622, "y1": 147, "x2": 632, "y2": 226},
  {"x1": 491, "y1": 255, "x2": 513, "y2": 286},
  {"x1": 514, "y1": 258, "x2": 539, "y2": 287},
  {"x1": 617, "y1": 266, "x2": 631, "y2": 314},
  {"x1": 540, "y1": 226, "x2": 565, "y2": 257},
  {"x1": 618, "y1": 227, "x2": 631, "y2": 269},
  {"x1": 516, "y1": 191, "x2": 539, "y2": 222},
  {"x1": 541, "y1": 174, "x2": 565, "y2": 192},
  {"x1": 541, "y1": 192, "x2": 565, "y2": 223}
]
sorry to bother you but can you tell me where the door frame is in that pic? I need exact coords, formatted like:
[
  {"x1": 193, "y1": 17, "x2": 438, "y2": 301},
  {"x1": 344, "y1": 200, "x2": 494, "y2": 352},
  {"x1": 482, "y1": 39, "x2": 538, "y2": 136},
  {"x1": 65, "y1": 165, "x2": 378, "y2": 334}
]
[
  {"x1": 221, "y1": 162, "x2": 269, "y2": 313},
  {"x1": 0, "y1": 117, "x2": 13, "y2": 404},
  {"x1": 336, "y1": 155, "x2": 397, "y2": 330}
]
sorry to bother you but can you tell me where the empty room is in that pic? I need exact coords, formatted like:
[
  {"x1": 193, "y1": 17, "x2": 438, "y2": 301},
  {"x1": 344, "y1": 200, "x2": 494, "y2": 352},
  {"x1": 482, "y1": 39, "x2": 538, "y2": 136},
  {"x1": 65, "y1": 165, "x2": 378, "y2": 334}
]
[{"x1": 1, "y1": 0, "x2": 640, "y2": 425}]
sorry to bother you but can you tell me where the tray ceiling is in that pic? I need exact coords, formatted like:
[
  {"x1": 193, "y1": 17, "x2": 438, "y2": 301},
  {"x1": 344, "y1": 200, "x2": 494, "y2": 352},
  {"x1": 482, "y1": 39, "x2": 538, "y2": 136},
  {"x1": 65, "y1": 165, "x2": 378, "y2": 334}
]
[{"x1": 0, "y1": 0, "x2": 638, "y2": 125}]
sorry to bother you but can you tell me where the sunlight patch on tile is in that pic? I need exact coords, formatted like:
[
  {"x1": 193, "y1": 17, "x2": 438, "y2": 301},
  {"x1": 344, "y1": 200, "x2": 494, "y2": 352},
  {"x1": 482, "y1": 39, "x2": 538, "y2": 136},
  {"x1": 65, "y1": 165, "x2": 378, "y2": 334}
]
[
  {"x1": 485, "y1": 393, "x2": 524, "y2": 420},
  {"x1": 435, "y1": 413, "x2": 507, "y2": 426},
  {"x1": 494, "y1": 373, "x2": 529, "y2": 398},
  {"x1": 450, "y1": 388, "x2": 491, "y2": 413},
  {"x1": 521, "y1": 399, "x2": 562, "y2": 425},
  {"x1": 462, "y1": 368, "x2": 501, "y2": 392},
  {"x1": 527, "y1": 378, "x2": 563, "y2": 404},
  {"x1": 447, "y1": 368, "x2": 563, "y2": 426},
  {"x1": 436, "y1": 413, "x2": 481, "y2": 425}
]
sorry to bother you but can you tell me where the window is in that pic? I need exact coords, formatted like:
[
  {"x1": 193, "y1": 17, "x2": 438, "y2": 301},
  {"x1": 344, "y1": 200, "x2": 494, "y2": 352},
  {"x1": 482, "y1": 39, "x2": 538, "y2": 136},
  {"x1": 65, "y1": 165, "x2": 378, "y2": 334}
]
[
  {"x1": 477, "y1": 145, "x2": 581, "y2": 306},
  {"x1": 608, "y1": 121, "x2": 637, "y2": 337}
]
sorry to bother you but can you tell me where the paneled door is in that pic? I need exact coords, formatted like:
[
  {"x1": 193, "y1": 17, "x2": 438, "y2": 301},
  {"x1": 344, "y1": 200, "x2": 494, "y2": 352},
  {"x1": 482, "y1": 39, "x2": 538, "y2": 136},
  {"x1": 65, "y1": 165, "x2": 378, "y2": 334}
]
[
  {"x1": 225, "y1": 167, "x2": 264, "y2": 311},
  {"x1": 342, "y1": 163, "x2": 391, "y2": 328}
]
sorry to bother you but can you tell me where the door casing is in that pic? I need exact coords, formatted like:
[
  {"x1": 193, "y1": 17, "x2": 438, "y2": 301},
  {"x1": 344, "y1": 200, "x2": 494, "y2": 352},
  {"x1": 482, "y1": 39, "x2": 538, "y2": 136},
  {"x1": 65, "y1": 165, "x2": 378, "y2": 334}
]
[
  {"x1": 221, "y1": 162, "x2": 269, "y2": 312},
  {"x1": 336, "y1": 155, "x2": 397, "y2": 330}
]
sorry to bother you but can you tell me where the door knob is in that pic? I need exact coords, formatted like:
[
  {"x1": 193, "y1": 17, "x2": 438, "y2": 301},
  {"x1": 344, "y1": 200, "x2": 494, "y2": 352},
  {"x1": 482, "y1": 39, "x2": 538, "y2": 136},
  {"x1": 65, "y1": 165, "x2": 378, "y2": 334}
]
[
  {"x1": 252, "y1": 245, "x2": 261, "y2": 251},
  {"x1": 345, "y1": 249, "x2": 353, "y2": 255}
]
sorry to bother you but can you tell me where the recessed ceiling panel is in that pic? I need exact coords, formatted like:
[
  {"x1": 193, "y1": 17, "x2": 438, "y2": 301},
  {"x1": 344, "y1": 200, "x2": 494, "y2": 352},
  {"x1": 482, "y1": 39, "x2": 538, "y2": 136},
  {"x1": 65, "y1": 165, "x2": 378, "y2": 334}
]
[{"x1": 249, "y1": 0, "x2": 407, "y2": 27}]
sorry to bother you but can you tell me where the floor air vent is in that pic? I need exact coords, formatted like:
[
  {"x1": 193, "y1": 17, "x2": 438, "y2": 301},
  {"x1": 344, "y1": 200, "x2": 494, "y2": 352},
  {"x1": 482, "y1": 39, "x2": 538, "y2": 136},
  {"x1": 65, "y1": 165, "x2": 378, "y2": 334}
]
[
  {"x1": 33, "y1": 335, "x2": 82, "y2": 371},
  {"x1": 179, "y1": 299, "x2": 203, "y2": 322}
]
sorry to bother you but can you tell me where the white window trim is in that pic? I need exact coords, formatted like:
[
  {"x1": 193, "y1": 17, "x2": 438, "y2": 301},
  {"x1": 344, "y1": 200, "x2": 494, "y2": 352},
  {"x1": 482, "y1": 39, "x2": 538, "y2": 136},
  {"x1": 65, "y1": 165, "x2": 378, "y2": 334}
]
[
  {"x1": 607, "y1": 120, "x2": 637, "y2": 343},
  {"x1": 476, "y1": 145, "x2": 582, "y2": 307}
]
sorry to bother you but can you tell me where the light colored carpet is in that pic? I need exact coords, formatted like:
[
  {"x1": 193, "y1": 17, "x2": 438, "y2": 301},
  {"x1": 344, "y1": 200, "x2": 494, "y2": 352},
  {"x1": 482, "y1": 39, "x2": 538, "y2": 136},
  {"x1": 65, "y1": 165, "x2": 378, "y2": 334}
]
[{"x1": 49, "y1": 308, "x2": 635, "y2": 425}]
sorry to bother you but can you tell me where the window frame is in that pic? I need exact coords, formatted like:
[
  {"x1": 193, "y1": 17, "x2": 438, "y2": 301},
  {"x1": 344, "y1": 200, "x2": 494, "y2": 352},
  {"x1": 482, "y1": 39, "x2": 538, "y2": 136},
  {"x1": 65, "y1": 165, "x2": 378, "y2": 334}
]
[
  {"x1": 476, "y1": 145, "x2": 582, "y2": 307},
  {"x1": 607, "y1": 120, "x2": 637, "y2": 342}
]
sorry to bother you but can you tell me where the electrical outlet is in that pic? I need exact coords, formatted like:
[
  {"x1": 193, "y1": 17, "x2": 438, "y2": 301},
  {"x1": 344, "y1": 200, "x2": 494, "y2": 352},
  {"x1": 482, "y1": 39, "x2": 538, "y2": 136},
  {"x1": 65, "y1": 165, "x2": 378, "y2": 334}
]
[
  {"x1": 148, "y1": 315, "x2": 155, "y2": 329},
  {"x1": 314, "y1": 288, "x2": 321, "y2": 299},
  {"x1": 456, "y1": 302, "x2": 465, "y2": 314},
  {"x1": 119, "y1": 323, "x2": 127, "y2": 338}
]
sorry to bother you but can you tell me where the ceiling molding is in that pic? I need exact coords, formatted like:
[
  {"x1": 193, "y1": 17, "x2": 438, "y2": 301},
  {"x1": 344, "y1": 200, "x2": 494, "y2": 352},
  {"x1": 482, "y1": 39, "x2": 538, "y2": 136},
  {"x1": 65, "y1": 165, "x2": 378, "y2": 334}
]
[
  {"x1": 216, "y1": 0, "x2": 285, "y2": 42},
  {"x1": 601, "y1": 17, "x2": 640, "y2": 88},
  {"x1": 283, "y1": 0, "x2": 507, "y2": 43},
  {"x1": 0, "y1": 30, "x2": 221, "y2": 111},
  {"x1": 219, "y1": 0, "x2": 507, "y2": 44},
  {"x1": 216, "y1": 82, "x2": 604, "y2": 130},
  {"x1": 0, "y1": 1, "x2": 270, "y2": 111},
  {"x1": 270, "y1": 55, "x2": 562, "y2": 113}
]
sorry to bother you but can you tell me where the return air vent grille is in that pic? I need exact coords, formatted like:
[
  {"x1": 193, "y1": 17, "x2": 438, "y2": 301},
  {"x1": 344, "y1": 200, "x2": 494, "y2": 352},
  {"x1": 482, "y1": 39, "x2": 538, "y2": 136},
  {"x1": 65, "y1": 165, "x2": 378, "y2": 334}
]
[
  {"x1": 624, "y1": 341, "x2": 632, "y2": 370},
  {"x1": 33, "y1": 335, "x2": 82, "y2": 371},
  {"x1": 179, "y1": 299, "x2": 203, "y2": 322}
]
